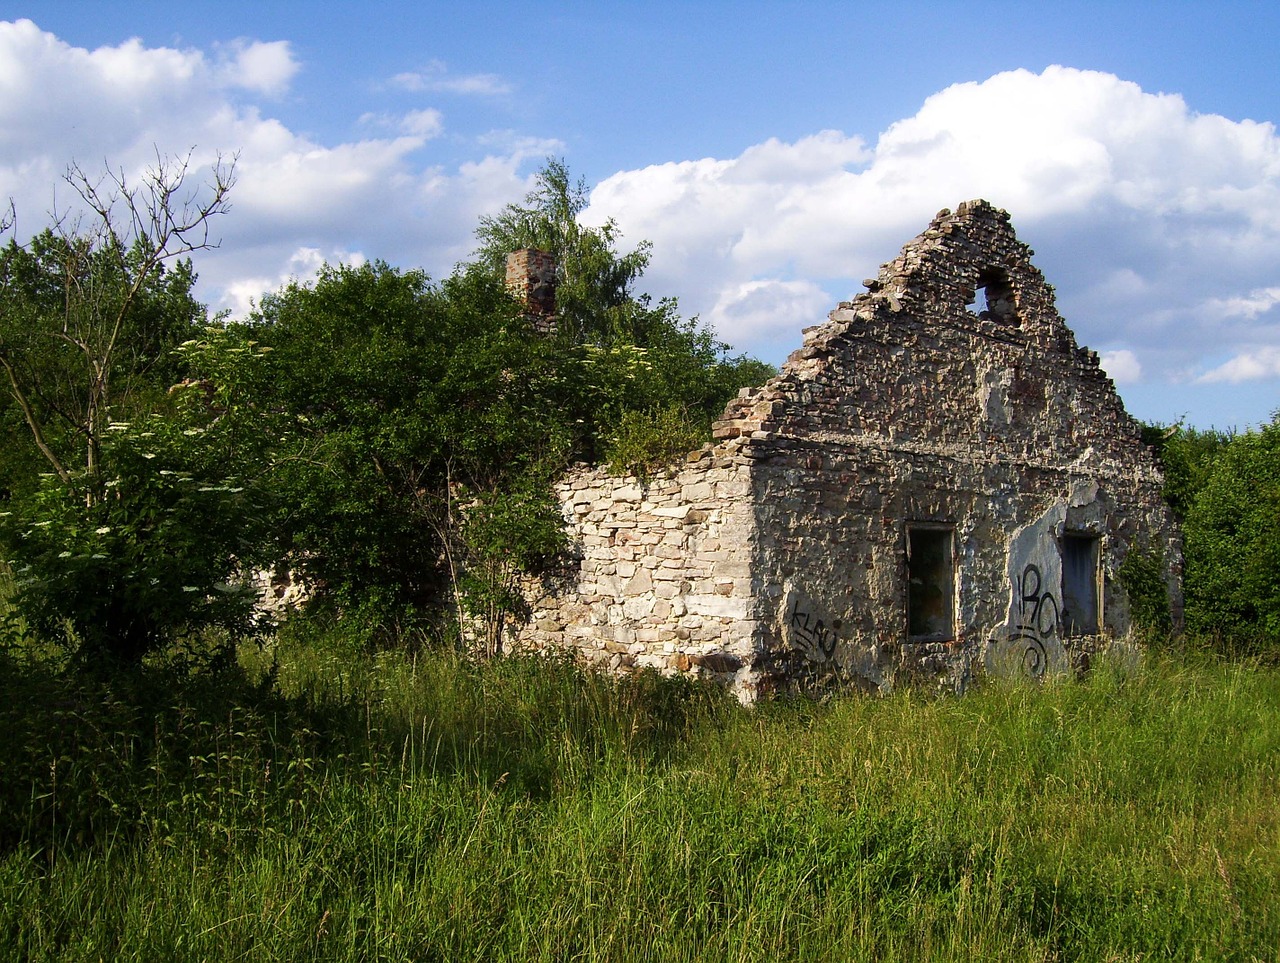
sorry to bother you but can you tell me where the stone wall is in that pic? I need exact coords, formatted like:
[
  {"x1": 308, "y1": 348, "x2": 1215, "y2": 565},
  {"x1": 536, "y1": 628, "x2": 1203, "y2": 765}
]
[
  {"x1": 513, "y1": 448, "x2": 766, "y2": 702},
  {"x1": 716, "y1": 200, "x2": 1180, "y2": 692}
]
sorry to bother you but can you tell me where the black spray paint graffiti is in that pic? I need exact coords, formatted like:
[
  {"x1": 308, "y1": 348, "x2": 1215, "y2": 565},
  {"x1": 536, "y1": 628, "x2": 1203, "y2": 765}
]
[
  {"x1": 1009, "y1": 563, "x2": 1059, "y2": 679},
  {"x1": 788, "y1": 595, "x2": 841, "y2": 662}
]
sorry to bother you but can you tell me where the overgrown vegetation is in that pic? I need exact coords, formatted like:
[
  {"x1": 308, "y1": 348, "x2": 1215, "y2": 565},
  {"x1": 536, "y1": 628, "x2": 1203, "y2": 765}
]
[
  {"x1": 0, "y1": 638, "x2": 1276, "y2": 961},
  {"x1": 1146, "y1": 417, "x2": 1280, "y2": 657},
  {"x1": 4, "y1": 153, "x2": 1280, "y2": 961},
  {"x1": 1, "y1": 157, "x2": 772, "y2": 662}
]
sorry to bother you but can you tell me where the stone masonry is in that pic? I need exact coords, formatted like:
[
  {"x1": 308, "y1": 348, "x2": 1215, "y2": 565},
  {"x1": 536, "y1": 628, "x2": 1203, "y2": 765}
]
[
  {"x1": 512, "y1": 201, "x2": 1182, "y2": 700},
  {"x1": 505, "y1": 249, "x2": 558, "y2": 334}
]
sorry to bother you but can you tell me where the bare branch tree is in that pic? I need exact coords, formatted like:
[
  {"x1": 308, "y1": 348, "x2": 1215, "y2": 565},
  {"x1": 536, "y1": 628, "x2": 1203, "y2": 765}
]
[{"x1": 0, "y1": 150, "x2": 235, "y2": 492}]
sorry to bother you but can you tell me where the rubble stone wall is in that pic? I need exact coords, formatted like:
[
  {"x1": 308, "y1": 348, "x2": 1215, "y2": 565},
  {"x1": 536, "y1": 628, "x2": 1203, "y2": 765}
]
[
  {"x1": 715, "y1": 201, "x2": 1181, "y2": 692},
  {"x1": 512, "y1": 450, "x2": 767, "y2": 701}
]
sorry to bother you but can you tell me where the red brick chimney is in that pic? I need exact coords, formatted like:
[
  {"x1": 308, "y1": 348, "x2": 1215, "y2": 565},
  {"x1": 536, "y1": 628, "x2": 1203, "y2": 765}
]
[{"x1": 505, "y1": 249, "x2": 558, "y2": 335}]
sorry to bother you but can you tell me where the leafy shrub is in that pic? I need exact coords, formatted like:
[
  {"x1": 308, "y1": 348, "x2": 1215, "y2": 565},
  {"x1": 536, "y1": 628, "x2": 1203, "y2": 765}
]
[
  {"x1": 606, "y1": 405, "x2": 706, "y2": 480},
  {"x1": 1181, "y1": 418, "x2": 1280, "y2": 655},
  {"x1": 1116, "y1": 546, "x2": 1172, "y2": 636},
  {"x1": 0, "y1": 415, "x2": 270, "y2": 669}
]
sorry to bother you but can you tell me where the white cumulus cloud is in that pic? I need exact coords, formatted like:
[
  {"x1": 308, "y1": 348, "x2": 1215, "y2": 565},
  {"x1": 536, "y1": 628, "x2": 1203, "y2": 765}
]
[
  {"x1": 708, "y1": 279, "x2": 833, "y2": 345},
  {"x1": 0, "y1": 20, "x2": 547, "y2": 318},
  {"x1": 1203, "y1": 286, "x2": 1280, "y2": 320},
  {"x1": 3, "y1": 23, "x2": 1278, "y2": 427},
  {"x1": 586, "y1": 65, "x2": 1280, "y2": 399},
  {"x1": 1099, "y1": 350, "x2": 1143, "y2": 385},
  {"x1": 214, "y1": 39, "x2": 298, "y2": 96},
  {"x1": 1197, "y1": 347, "x2": 1280, "y2": 383}
]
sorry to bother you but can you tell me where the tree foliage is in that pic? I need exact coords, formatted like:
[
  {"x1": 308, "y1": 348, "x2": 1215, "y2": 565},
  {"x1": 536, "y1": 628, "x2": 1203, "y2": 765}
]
[
  {"x1": 1149, "y1": 417, "x2": 1280, "y2": 656},
  {"x1": 235, "y1": 260, "x2": 577, "y2": 641},
  {"x1": 0, "y1": 155, "x2": 232, "y2": 493},
  {"x1": 1, "y1": 410, "x2": 269, "y2": 668},
  {"x1": 1115, "y1": 546, "x2": 1173, "y2": 637},
  {"x1": 2, "y1": 157, "x2": 777, "y2": 666},
  {"x1": 472, "y1": 159, "x2": 774, "y2": 452},
  {"x1": 1178, "y1": 418, "x2": 1280, "y2": 652},
  {"x1": 0, "y1": 155, "x2": 246, "y2": 668},
  {"x1": 473, "y1": 159, "x2": 655, "y2": 347}
]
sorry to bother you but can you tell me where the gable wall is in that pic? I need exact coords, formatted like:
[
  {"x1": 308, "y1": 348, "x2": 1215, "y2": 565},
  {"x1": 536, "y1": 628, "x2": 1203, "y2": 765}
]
[{"x1": 714, "y1": 201, "x2": 1180, "y2": 691}]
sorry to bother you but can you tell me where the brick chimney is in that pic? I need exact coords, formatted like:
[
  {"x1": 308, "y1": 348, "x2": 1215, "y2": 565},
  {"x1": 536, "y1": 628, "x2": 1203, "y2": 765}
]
[{"x1": 505, "y1": 249, "x2": 558, "y2": 335}]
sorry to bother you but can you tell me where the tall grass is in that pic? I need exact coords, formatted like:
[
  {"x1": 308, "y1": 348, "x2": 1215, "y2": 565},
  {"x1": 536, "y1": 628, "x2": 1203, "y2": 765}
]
[{"x1": 1, "y1": 633, "x2": 1277, "y2": 961}]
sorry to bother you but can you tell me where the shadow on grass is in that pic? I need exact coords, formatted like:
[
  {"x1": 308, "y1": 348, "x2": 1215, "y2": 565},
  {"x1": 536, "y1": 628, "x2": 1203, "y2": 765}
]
[{"x1": 0, "y1": 645, "x2": 732, "y2": 860}]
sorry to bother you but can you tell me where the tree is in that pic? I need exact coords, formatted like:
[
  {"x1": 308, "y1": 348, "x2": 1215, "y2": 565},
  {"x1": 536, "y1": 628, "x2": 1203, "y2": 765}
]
[
  {"x1": 224, "y1": 161, "x2": 778, "y2": 649},
  {"x1": 0, "y1": 154, "x2": 248, "y2": 669},
  {"x1": 0, "y1": 153, "x2": 233, "y2": 496},
  {"x1": 473, "y1": 158, "x2": 657, "y2": 347},
  {"x1": 1143, "y1": 422, "x2": 1232, "y2": 520},
  {"x1": 472, "y1": 159, "x2": 775, "y2": 461},
  {"x1": 237, "y1": 261, "x2": 577, "y2": 648},
  {"x1": 1179, "y1": 415, "x2": 1280, "y2": 654},
  {"x1": 3, "y1": 157, "x2": 777, "y2": 663},
  {"x1": 1, "y1": 401, "x2": 271, "y2": 667}
]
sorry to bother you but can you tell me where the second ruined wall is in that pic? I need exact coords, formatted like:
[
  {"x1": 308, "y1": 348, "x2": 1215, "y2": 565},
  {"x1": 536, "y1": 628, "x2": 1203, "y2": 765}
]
[{"x1": 512, "y1": 443, "x2": 768, "y2": 701}]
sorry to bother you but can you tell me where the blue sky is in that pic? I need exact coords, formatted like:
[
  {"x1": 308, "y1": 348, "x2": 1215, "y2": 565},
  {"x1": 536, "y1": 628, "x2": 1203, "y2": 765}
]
[{"x1": 4, "y1": 1, "x2": 1280, "y2": 429}]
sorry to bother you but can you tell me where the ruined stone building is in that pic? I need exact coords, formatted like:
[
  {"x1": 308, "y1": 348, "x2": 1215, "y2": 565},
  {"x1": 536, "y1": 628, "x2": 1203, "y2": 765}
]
[{"x1": 509, "y1": 200, "x2": 1182, "y2": 700}]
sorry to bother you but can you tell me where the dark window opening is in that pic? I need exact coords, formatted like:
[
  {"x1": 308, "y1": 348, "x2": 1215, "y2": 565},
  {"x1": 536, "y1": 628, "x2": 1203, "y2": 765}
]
[
  {"x1": 908, "y1": 527, "x2": 954, "y2": 640},
  {"x1": 1061, "y1": 534, "x2": 1101, "y2": 636},
  {"x1": 966, "y1": 266, "x2": 1017, "y2": 324}
]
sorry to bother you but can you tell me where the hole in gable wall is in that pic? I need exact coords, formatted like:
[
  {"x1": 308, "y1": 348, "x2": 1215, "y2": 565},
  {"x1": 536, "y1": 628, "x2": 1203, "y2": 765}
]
[{"x1": 966, "y1": 266, "x2": 1018, "y2": 325}]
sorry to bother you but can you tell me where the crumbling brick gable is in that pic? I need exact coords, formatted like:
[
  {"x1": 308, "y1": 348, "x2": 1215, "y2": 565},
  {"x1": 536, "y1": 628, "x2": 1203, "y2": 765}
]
[{"x1": 715, "y1": 199, "x2": 1143, "y2": 469}]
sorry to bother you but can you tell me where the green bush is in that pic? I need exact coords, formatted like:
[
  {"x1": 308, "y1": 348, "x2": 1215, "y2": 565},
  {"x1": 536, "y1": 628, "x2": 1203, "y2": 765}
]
[
  {"x1": 605, "y1": 405, "x2": 707, "y2": 480},
  {"x1": 1181, "y1": 417, "x2": 1280, "y2": 655},
  {"x1": 1116, "y1": 546, "x2": 1172, "y2": 636},
  {"x1": 0, "y1": 415, "x2": 270, "y2": 669}
]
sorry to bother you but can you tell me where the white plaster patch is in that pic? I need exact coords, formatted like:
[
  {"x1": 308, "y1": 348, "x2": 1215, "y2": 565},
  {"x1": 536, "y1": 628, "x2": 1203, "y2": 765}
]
[
  {"x1": 984, "y1": 501, "x2": 1071, "y2": 680},
  {"x1": 780, "y1": 584, "x2": 842, "y2": 663}
]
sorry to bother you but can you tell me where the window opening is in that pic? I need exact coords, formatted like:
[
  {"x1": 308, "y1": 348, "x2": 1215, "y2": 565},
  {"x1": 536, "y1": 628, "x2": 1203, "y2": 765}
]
[
  {"x1": 1060, "y1": 534, "x2": 1101, "y2": 636},
  {"x1": 966, "y1": 266, "x2": 1017, "y2": 324},
  {"x1": 908, "y1": 527, "x2": 955, "y2": 640}
]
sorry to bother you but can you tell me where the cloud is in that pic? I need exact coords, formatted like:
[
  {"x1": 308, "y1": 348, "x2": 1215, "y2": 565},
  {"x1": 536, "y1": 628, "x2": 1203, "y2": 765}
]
[
  {"x1": 0, "y1": 20, "x2": 542, "y2": 318},
  {"x1": 1203, "y1": 286, "x2": 1280, "y2": 320},
  {"x1": 707, "y1": 279, "x2": 833, "y2": 345},
  {"x1": 399, "y1": 109, "x2": 444, "y2": 138},
  {"x1": 1197, "y1": 346, "x2": 1280, "y2": 383},
  {"x1": 214, "y1": 39, "x2": 298, "y2": 96},
  {"x1": 390, "y1": 60, "x2": 512, "y2": 96},
  {"x1": 1099, "y1": 350, "x2": 1143, "y2": 385},
  {"x1": 221, "y1": 246, "x2": 369, "y2": 317},
  {"x1": 356, "y1": 108, "x2": 445, "y2": 139},
  {"x1": 586, "y1": 65, "x2": 1280, "y2": 392},
  {"x1": 2, "y1": 23, "x2": 1277, "y2": 426}
]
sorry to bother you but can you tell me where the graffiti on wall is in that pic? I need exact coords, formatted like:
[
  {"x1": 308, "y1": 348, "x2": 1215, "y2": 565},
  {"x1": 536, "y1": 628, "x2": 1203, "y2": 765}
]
[
  {"x1": 785, "y1": 592, "x2": 841, "y2": 662},
  {"x1": 985, "y1": 502, "x2": 1071, "y2": 682},
  {"x1": 1008, "y1": 562, "x2": 1060, "y2": 679}
]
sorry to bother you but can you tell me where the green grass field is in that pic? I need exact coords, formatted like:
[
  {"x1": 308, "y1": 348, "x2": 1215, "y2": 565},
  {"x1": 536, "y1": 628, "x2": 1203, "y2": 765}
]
[{"x1": 0, "y1": 626, "x2": 1277, "y2": 961}]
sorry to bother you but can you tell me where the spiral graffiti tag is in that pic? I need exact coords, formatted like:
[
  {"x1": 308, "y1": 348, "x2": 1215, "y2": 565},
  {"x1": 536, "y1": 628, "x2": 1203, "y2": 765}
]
[{"x1": 1010, "y1": 563, "x2": 1059, "y2": 679}]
